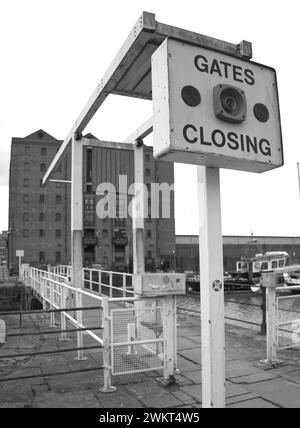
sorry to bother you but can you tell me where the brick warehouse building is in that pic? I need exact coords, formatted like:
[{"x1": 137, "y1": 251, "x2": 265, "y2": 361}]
[{"x1": 8, "y1": 130, "x2": 175, "y2": 272}]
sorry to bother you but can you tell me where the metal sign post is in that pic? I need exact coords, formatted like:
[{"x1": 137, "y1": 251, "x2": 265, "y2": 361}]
[
  {"x1": 198, "y1": 166, "x2": 226, "y2": 408},
  {"x1": 16, "y1": 250, "x2": 24, "y2": 275}
]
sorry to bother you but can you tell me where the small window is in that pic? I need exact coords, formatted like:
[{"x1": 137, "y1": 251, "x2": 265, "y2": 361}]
[
  {"x1": 23, "y1": 212, "x2": 29, "y2": 221},
  {"x1": 39, "y1": 194, "x2": 45, "y2": 204},
  {"x1": 55, "y1": 213, "x2": 61, "y2": 222},
  {"x1": 23, "y1": 194, "x2": 29, "y2": 204},
  {"x1": 146, "y1": 168, "x2": 151, "y2": 176},
  {"x1": 55, "y1": 251, "x2": 61, "y2": 263},
  {"x1": 39, "y1": 229, "x2": 45, "y2": 238},
  {"x1": 271, "y1": 261, "x2": 278, "y2": 269},
  {"x1": 25, "y1": 146, "x2": 31, "y2": 155},
  {"x1": 39, "y1": 251, "x2": 45, "y2": 263},
  {"x1": 145, "y1": 153, "x2": 151, "y2": 162},
  {"x1": 56, "y1": 195, "x2": 62, "y2": 204},
  {"x1": 23, "y1": 229, "x2": 29, "y2": 238},
  {"x1": 261, "y1": 262, "x2": 268, "y2": 271},
  {"x1": 147, "y1": 230, "x2": 152, "y2": 239},
  {"x1": 279, "y1": 259, "x2": 285, "y2": 268},
  {"x1": 56, "y1": 182, "x2": 61, "y2": 188},
  {"x1": 24, "y1": 162, "x2": 30, "y2": 172},
  {"x1": 23, "y1": 178, "x2": 30, "y2": 187},
  {"x1": 102, "y1": 229, "x2": 108, "y2": 238},
  {"x1": 39, "y1": 213, "x2": 45, "y2": 221},
  {"x1": 40, "y1": 163, "x2": 46, "y2": 172},
  {"x1": 147, "y1": 251, "x2": 152, "y2": 259},
  {"x1": 56, "y1": 163, "x2": 62, "y2": 173},
  {"x1": 55, "y1": 229, "x2": 61, "y2": 238},
  {"x1": 41, "y1": 147, "x2": 47, "y2": 156}
]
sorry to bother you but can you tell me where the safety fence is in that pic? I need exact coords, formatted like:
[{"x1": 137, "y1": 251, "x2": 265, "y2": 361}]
[{"x1": 0, "y1": 266, "x2": 177, "y2": 389}]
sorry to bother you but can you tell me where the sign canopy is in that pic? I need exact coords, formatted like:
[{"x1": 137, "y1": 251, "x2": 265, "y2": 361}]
[{"x1": 152, "y1": 39, "x2": 283, "y2": 173}]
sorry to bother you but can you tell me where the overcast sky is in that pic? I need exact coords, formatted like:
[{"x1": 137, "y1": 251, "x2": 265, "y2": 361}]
[{"x1": 1, "y1": 0, "x2": 300, "y2": 237}]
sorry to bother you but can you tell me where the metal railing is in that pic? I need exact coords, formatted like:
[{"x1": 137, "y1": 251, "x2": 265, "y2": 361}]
[
  {"x1": 1, "y1": 266, "x2": 178, "y2": 389},
  {"x1": 83, "y1": 267, "x2": 134, "y2": 298}
]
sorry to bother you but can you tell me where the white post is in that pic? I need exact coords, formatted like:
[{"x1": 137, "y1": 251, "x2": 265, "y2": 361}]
[
  {"x1": 163, "y1": 295, "x2": 177, "y2": 380},
  {"x1": 100, "y1": 297, "x2": 116, "y2": 393},
  {"x1": 133, "y1": 142, "x2": 145, "y2": 275},
  {"x1": 198, "y1": 166, "x2": 226, "y2": 409},
  {"x1": 71, "y1": 136, "x2": 85, "y2": 360},
  {"x1": 266, "y1": 286, "x2": 278, "y2": 364}
]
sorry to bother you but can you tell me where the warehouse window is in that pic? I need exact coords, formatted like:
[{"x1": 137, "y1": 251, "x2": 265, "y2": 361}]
[
  {"x1": 24, "y1": 162, "x2": 30, "y2": 172},
  {"x1": 23, "y1": 194, "x2": 29, "y2": 204},
  {"x1": 56, "y1": 195, "x2": 62, "y2": 204},
  {"x1": 55, "y1": 229, "x2": 61, "y2": 238},
  {"x1": 25, "y1": 146, "x2": 30, "y2": 155},
  {"x1": 55, "y1": 213, "x2": 61, "y2": 221},
  {"x1": 146, "y1": 168, "x2": 151, "y2": 176},
  {"x1": 39, "y1": 213, "x2": 45, "y2": 221},
  {"x1": 39, "y1": 229, "x2": 45, "y2": 238},
  {"x1": 39, "y1": 252, "x2": 45, "y2": 263},
  {"x1": 147, "y1": 230, "x2": 152, "y2": 239},
  {"x1": 41, "y1": 147, "x2": 47, "y2": 156},
  {"x1": 23, "y1": 178, "x2": 30, "y2": 187},
  {"x1": 55, "y1": 251, "x2": 61, "y2": 263},
  {"x1": 23, "y1": 229, "x2": 29, "y2": 238},
  {"x1": 40, "y1": 163, "x2": 46, "y2": 172},
  {"x1": 23, "y1": 212, "x2": 29, "y2": 221},
  {"x1": 39, "y1": 194, "x2": 45, "y2": 204}
]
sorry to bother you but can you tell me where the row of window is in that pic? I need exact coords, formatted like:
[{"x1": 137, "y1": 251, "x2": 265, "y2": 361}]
[
  {"x1": 23, "y1": 179, "x2": 62, "y2": 189},
  {"x1": 39, "y1": 251, "x2": 62, "y2": 263},
  {"x1": 22, "y1": 194, "x2": 62, "y2": 204},
  {"x1": 24, "y1": 146, "x2": 48, "y2": 156},
  {"x1": 23, "y1": 229, "x2": 62, "y2": 238},
  {"x1": 23, "y1": 162, "x2": 62, "y2": 173},
  {"x1": 22, "y1": 212, "x2": 63, "y2": 222}
]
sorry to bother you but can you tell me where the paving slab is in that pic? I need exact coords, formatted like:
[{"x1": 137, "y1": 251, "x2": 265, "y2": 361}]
[
  {"x1": 94, "y1": 389, "x2": 144, "y2": 408},
  {"x1": 180, "y1": 384, "x2": 202, "y2": 403},
  {"x1": 178, "y1": 348, "x2": 201, "y2": 365},
  {"x1": 227, "y1": 398, "x2": 279, "y2": 408},
  {"x1": 230, "y1": 371, "x2": 279, "y2": 384},
  {"x1": 182, "y1": 370, "x2": 202, "y2": 384},
  {"x1": 226, "y1": 383, "x2": 250, "y2": 398},
  {"x1": 226, "y1": 360, "x2": 263, "y2": 379},
  {"x1": 177, "y1": 355, "x2": 201, "y2": 372},
  {"x1": 125, "y1": 380, "x2": 181, "y2": 408},
  {"x1": 246, "y1": 378, "x2": 300, "y2": 408},
  {"x1": 177, "y1": 337, "x2": 200, "y2": 351},
  {"x1": 34, "y1": 390, "x2": 100, "y2": 408},
  {"x1": 226, "y1": 392, "x2": 258, "y2": 406}
]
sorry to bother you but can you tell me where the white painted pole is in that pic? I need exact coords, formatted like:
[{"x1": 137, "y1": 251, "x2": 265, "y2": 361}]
[
  {"x1": 266, "y1": 286, "x2": 278, "y2": 364},
  {"x1": 71, "y1": 136, "x2": 85, "y2": 360},
  {"x1": 133, "y1": 142, "x2": 145, "y2": 275},
  {"x1": 198, "y1": 166, "x2": 226, "y2": 409}
]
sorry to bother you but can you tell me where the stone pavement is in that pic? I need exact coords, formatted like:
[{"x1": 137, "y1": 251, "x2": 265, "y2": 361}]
[{"x1": 0, "y1": 311, "x2": 300, "y2": 408}]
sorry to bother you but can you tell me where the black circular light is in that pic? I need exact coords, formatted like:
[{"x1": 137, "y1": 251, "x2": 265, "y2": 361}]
[
  {"x1": 254, "y1": 103, "x2": 269, "y2": 123},
  {"x1": 181, "y1": 86, "x2": 201, "y2": 107}
]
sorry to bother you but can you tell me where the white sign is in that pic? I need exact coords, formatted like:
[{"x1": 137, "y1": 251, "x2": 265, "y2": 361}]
[
  {"x1": 16, "y1": 250, "x2": 24, "y2": 257},
  {"x1": 152, "y1": 39, "x2": 283, "y2": 173},
  {"x1": 0, "y1": 319, "x2": 6, "y2": 344}
]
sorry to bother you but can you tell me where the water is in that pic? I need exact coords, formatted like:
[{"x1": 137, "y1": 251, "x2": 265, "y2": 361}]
[{"x1": 177, "y1": 291, "x2": 300, "y2": 333}]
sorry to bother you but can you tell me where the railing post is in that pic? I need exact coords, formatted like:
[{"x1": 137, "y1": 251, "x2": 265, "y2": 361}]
[
  {"x1": 123, "y1": 274, "x2": 126, "y2": 298},
  {"x1": 100, "y1": 297, "x2": 116, "y2": 393},
  {"x1": 162, "y1": 295, "x2": 177, "y2": 381},
  {"x1": 260, "y1": 286, "x2": 267, "y2": 335},
  {"x1": 99, "y1": 271, "x2": 102, "y2": 295},
  {"x1": 89, "y1": 269, "x2": 92, "y2": 292},
  {"x1": 60, "y1": 281, "x2": 68, "y2": 341},
  {"x1": 75, "y1": 289, "x2": 87, "y2": 361},
  {"x1": 50, "y1": 278, "x2": 56, "y2": 328},
  {"x1": 109, "y1": 272, "x2": 113, "y2": 298},
  {"x1": 266, "y1": 286, "x2": 278, "y2": 364}
]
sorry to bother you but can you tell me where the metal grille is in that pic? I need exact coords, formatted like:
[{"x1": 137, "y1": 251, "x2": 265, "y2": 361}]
[
  {"x1": 111, "y1": 304, "x2": 164, "y2": 375},
  {"x1": 276, "y1": 295, "x2": 300, "y2": 351}
]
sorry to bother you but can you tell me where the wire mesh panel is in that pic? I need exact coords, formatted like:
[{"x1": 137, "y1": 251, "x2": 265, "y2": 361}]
[
  {"x1": 111, "y1": 304, "x2": 164, "y2": 375},
  {"x1": 277, "y1": 294, "x2": 300, "y2": 351}
]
